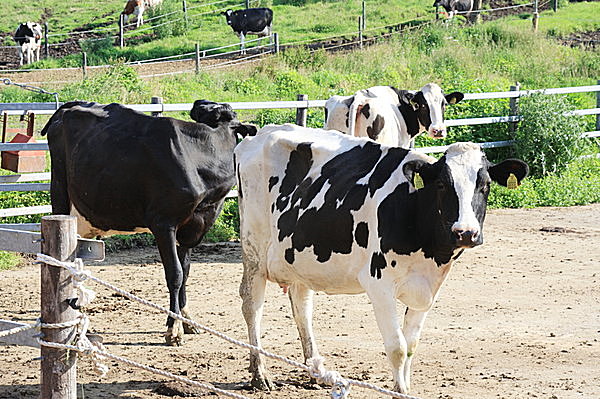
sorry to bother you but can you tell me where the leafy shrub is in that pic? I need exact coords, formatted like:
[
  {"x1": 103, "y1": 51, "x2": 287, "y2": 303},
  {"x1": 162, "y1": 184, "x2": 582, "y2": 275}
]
[
  {"x1": 204, "y1": 199, "x2": 239, "y2": 242},
  {"x1": 514, "y1": 93, "x2": 586, "y2": 177},
  {"x1": 0, "y1": 251, "x2": 21, "y2": 270},
  {"x1": 148, "y1": 0, "x2": 186, "y2": 39},
  {"x1": 282, "y1": 47, "x2": 326, "y2": 70},
  {"x1": 416, "y1": 26, "x2": 445, "y2": 54},
  {"x1": 80, "y1": 37, "x2": 120, "y2": 66}
]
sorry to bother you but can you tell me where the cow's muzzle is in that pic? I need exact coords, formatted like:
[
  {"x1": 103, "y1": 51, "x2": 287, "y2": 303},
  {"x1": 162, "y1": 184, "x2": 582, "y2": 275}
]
[
  {"x1": 428, "y1": 127, "x2": 447, "y2": 139},
  {"x1": 452, "y1": 228, "x2": 481, "y2": 248}
]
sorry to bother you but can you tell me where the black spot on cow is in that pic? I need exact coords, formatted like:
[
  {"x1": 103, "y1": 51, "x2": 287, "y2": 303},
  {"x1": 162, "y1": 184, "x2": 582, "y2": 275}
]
[
  {"x1": 354, "y1": 222, "x2": 369, "y2": 248},
  {"x1": 378, "y1": 182, "x2": 420, "y2": 256},
  {"x1": 276, "y1": 142, "x2": 313, "y2": 212},
  {"x1": 277, "y1": 141, "x2": 383, "y2": 263},
  {"x1": 370, "y1": 252, "x2": 387, "y2": 279},
  {"x1": 391, "y1": 260, "x2": 397, "y2": 267},
  {"x1": 360, "y1": 103, "x2": 371, "y2": 120},
  {"x1": 285, "y1": 248, "x2": 295, "y2": 264},
  {"x1": 368, "y1": 147, "x2": 410, "y2": 196},
  {"x1": 268, "y1": 176, "x2": 279, "y2": 192},
  {"x1": 366, "y1": 114, "x2": 385, "y2": 141}
]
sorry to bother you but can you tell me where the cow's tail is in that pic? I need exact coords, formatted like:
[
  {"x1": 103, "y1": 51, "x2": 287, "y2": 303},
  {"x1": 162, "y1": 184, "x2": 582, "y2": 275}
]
[{"x1": 347, "y1": 92, "x2": 368, "y2": 137}]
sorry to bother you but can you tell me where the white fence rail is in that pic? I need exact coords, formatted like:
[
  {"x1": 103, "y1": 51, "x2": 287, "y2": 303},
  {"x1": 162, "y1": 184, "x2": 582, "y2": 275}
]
[{"x1": 1, "y1": 84, "x2": 599, "y2": 221}]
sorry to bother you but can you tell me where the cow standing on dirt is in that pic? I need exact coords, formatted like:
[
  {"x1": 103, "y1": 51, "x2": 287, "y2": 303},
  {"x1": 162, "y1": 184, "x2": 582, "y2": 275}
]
[
  {"x1": 41, "y1": 100, "x2": 256, "y2": 345},
  {"x1": 235, "y1": 125, "x2": 528, "y2": 393},
  {"x1": 13, "y1": 22, "x2": 43, "y2": 65},
  {"x1": 223, "y1": 8, "x2": 273, "y2": 54},
  {"x1": 433, "y1": 0, "x2": 474, "y2": 19}
]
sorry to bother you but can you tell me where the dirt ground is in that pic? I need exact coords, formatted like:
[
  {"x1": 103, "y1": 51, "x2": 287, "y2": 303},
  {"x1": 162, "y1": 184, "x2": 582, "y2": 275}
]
[{"x1": 0, "y1": 204, "x2": 598, "y2": 399}]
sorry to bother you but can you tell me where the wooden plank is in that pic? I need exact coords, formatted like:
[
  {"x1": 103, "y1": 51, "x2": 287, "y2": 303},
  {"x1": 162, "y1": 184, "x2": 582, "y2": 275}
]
[
  {"x1": 0, "y1": 183, "x2": 50, "y2": 192},
  {"x1": 0, "y1": 223, "x2": 40, "y2": 231},
  {"x1": 0, "y1": 205, "x2": 52, "y2": 217},
  {"x1": 0, "y1": 227, "x2": 104, "y2": 261},
  {"x1": 0, "y1": 142, "x2": 49, "y2": 151},
  {"x1": 0, "y1": 320, "x2": 40, "y2": 348},
  {"x1": 0, "y1": 173, "x2": 50, "y2": 183}
]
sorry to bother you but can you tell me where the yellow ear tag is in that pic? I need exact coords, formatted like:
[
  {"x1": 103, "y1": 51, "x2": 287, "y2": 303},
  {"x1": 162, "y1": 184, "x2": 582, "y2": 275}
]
[
  {"x1": 414, "y1": 173, "x2": 424, "y2": 190},
  {"x1": 506, "y1": 173, "x2": 518, "y2": 190}
]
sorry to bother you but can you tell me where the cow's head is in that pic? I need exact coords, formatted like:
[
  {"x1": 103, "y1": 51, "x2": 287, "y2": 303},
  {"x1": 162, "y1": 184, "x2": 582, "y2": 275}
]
[
  {"x1": 403, "y1": 142, "x2": 528, "y2": 249},
  {"x1": 223, "y1": 9, "x2": 234, "y2": 25},
  {"x1": 190, "y1": 99, "x2": 257, "y2": 138},
  {"x1": 432, "y1": 0, "x2": 451, "y2": 11},
  {"x1": 404, "y1": 83, "x2": 463, "y2": 139}
]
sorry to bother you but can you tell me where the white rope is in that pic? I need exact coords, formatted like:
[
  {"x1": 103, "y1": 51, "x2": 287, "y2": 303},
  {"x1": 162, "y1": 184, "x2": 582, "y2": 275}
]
[{"x1": 36, "y1": 253, "x2": 422, "y2": 399}]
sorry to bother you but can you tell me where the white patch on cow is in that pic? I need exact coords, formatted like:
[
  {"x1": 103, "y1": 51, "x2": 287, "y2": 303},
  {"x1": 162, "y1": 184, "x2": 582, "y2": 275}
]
[
  {"x1": 421, "y1": 83, "x2": 447, "y2": 138},
  {"x1": 444, "y1": 142, "x2": 484, "y2": 239}
]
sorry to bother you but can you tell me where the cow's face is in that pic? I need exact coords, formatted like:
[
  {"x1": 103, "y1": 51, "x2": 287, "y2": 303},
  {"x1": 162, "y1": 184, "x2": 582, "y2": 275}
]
[
  {"x1": 223, "y1": 9, "x2": 233, "y2": 24},
  {"x1": 404, "y1": 143, "x2": 528, "y2": 249},
  {"x1": 408, "y1": 83, "x2": 463, "y2": 139},
  {"x1": 190, "y1": 99, "x2": 256, "y2": 138},
  {"x1": 432, "y1": 0, "x2": 451, "y2": 9}
]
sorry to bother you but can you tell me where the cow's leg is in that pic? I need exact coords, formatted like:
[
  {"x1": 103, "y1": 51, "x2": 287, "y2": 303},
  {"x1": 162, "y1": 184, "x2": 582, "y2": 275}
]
[
  {"x1": 239, "y1": 33, "x2": 246, "y2": 55},
  {"x1": 288, "y1": 283, "x2": 320, "y2": 370},
  {"x1": 366, "y1": 284, "x2": 409, "y2": 393},
  {"x1": 402, "y1": 309, "x2": 428, "y2": 392},
  {"x1": 239, "y1": 249, "x2": 273, "y2": 390},
  {"x1": 18, "y1": 46, "x2": 24, "y2": 66},
  {"x1": 153, "y1": 226, "x2": 184, "y2": 346},
  {"x1": 176, "y1": 245, "x2": 200, "y2": 335}
]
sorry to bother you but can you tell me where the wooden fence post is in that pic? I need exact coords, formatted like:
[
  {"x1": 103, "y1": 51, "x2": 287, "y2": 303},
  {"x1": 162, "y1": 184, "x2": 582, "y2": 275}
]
[
  {"x1": 119, "y1": 14, "x2": 125, "y2": 48},
  {"x1": 362, "y1": 0, "x2": 366, "y2": 30},
  {"x1": 195, "y1": 43, "x2": 201, "y2": 74},
  {"x1": 296, "y1": 94, "x2": 308, "y2": 127},
  {"x1": 44, "y1": 23, "x2": 49, "y2": 59},
  {"x1": 40, "y1": 215, "x2": 79, "y2": 399},
  {"x1": 471, "y1": 0, "x2": 483, "y2": 24},
  {"x1": 596, "y1": 80, "x2": 600, "y2": 132},
  {"x1": 182, "y1": 0, "x2": 188, "y2": 28},
  {"x1": 151, "y1": 96, "x2": 163, "y2": 117},
  {"x1": 532, "y1": 0, "x2": 539, "y2": 32},
  {"x1": 553, "y1": 0, "x2": 558, "y2": 12},
  {"x1": 273, "y1": 32, "x2": 279, "y2": 54},
  {"x1": 82, "y1": 52, "x2": 87, "y2": 80},
  {"x1": 509, "y1": 82, "x2": 520, "y2": 135},
  {"x1": 358, "y1": 16, "x2": 363, "y2": 49},
  {"x1": 245, "y1": 0, "x2": 250, "y2": 8}
]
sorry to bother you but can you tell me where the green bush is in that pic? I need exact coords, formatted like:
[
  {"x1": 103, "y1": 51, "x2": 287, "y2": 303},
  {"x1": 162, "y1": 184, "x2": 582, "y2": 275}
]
[
  {"x1": 0, "y1": 251, "x2": 21, "y2": 270},
  {"x1": 514, "y1": 93, "x2": 586, "y2": 177},
  {"x1": 204, "y1": 199, "x2": 239, "y2": 242},
  {"x1": 148, "y1": 0, "x2": 186, "y2": 39}
]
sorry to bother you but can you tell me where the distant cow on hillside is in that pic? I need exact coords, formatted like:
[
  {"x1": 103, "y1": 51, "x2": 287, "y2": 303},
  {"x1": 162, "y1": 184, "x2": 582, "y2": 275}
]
[
  {"x1": 13, "y1": 22, "x2": 43, "y2": 65},
  {"x1": 433, "y1": 0, "x2": 474, "y2": 18},
  {"x1": 122, "y1": 0, "x2": 164, "y2": 28},
  {"x1": 223, "y1": 8, "x2": 273, "y2": 54}
]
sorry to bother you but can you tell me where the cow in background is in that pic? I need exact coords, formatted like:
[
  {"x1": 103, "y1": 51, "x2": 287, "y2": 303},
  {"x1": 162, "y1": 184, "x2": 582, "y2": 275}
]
[
  {"x1": 223, "y1": 8, "x2": 273, "y2": 54},
  {"x1": 41, "y1": 100, "x2": 256, "y2": 345},
  {"x1": 325, "y1": 84, "x2": 464, "y2": 148},
  {"x1": 122, "y1": 0, "x2": 164, "y2": 28},
  {"x1": 433, "y1": 0, "x2": 474, "y2": 19},
  {"x1": 13, "y1": 22, "x2": 43, "y2": 65}
]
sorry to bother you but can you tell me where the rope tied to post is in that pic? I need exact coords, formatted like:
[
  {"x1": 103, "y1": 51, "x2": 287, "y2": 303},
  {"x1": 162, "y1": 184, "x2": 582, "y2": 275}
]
[{"x1": 37, "y1": 253, "x2": 96, "y2": 308}]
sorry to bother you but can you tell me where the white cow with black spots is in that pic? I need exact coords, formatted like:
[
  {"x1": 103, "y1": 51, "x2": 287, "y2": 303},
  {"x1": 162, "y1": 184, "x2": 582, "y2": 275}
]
[{"x1": 235, "y1": 124, "x2": 528, "y2": 393}]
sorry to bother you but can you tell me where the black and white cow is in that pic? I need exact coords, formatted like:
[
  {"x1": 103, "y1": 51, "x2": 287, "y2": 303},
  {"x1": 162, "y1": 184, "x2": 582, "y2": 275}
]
[
  {"x1": 433, "y1": 0, "x2": 474, "y2": 18},
  {"x1": 223, "y1": 7, "x2": 273, "y2": 54},
  {"x1": 235, "y1": 124, "x2": 528, "y2": 393},
  {"x1": 41, "y1": 100, "x2": 256, "y2": 346},
  {"x1": 13, "y1": 22, "x2": 43, "y2": 66},
  {"x1": 325, "y1": 83, "x2": 464, "y2": 148}
]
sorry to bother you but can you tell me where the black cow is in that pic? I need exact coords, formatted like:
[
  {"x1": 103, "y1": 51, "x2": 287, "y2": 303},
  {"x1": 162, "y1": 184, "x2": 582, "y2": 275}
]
[
  {"x1": 13, "y1": 22, "x2": 43, "y2": 65},
  {"x1": 41, "y1": 100, "x2": 256, "y2": 345},
  {"x1": 223, "y1": 7, "x2": 273, "y2": 54},
  {"x1": 235, "y1": 125, "x2": 528, "y2": 392},
  {"x1": 433, "y1": 0, "x2": 474, "y2": 18}
]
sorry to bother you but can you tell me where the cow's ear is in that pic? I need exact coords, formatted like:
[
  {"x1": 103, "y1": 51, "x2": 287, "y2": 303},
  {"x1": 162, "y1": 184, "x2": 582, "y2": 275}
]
[
  {"x1": 234, "y1": 123, "x2": 258, "y2": 138},
  {"x1": 445, "y1": 92, "x2": 464, "y2": 105},
  {"x1": 403, "y1": 160, "x2": 433, "y2": 190},
  {"x1": 488, "y1": 159, "x2": 529, "y2": 187}
]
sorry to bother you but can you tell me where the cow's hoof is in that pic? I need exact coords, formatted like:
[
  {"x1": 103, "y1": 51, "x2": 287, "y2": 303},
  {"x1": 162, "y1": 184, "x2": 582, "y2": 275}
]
[
  {"x1": 251, "y1": 375, "x2": 274, "y2": 391},
  {"x1": 183, "y1": 322, "x2": 201, "y2": 334},
  {"x1": 165, "y1": 333, "x2": 183, "y2": 346},
  {"x1": 165, "y1": 322, "x2": 184, "y2": 346}
]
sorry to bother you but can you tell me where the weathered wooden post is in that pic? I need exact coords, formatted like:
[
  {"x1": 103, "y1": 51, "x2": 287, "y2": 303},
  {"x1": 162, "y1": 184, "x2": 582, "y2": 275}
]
[
  {"x1": 552, "y1": 0, "x2": 558, "y2": 12},
  {"x1": 509, "y1": 82, "x2": 521, "y2": 135},
  {"x1": 471, "y1": 0, "x2": 482, "y2": 24},
  {"x1": 182, "y1": 0, "x2": 189, "y2": 28},
  {"x1": 245, "y1": 0, "x2": 250, "y2": 8},
  {"x1": 296, "y1": 94, "x2": 308, "y2": 127},
  {"x1": 82, "y1": 52, "x2": 87, "y2": 80},
  {"x1": 151, "y1": 97, "x2": 163, "y2": 117},
  {"x1": 40, "y1": 215, "x2": 79, "y2": 399},
  {"x1": 44, "y1": 23, "x2": 49, "y2": 58},
  {"x1": 435, "y1": 5, "x2": 440, "y2": 20},
  {"x1": 119, "y1": 14, "x2": 125, "y2": 48},
  {"x1": 358, "y1": 16, "x2": 363, "y2": 49},
  {"x1": 362, "y1": 0, "x2": 366, "y2": 30},
  {"x1": 532, "y1": 0, "x2": 539, "y2": 32},
  {"x1": 195, "y1": 43, "x2": 201, "y2": 74}
]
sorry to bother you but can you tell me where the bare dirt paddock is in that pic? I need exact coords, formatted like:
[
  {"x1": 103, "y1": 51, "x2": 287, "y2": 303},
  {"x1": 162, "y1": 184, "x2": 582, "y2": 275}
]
[{"x1": 1, "y1": 205, "x2": 599, "y2": 399}]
